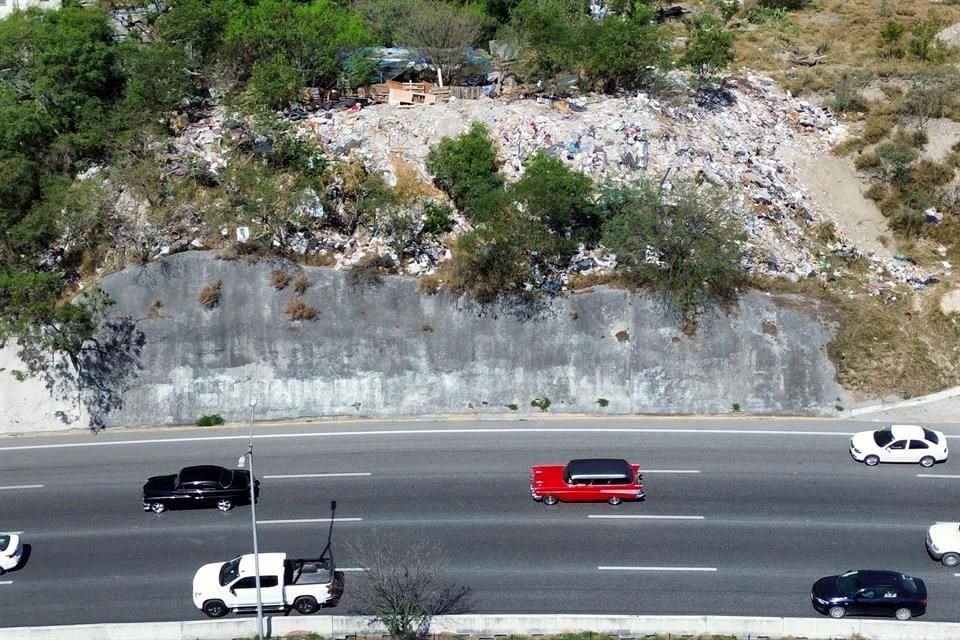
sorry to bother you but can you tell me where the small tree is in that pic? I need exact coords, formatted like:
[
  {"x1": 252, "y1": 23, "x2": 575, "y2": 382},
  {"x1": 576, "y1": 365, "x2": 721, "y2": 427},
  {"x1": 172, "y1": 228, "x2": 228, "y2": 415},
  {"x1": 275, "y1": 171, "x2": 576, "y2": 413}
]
[
  {"x1": 397, "y1": 0, "x2": 485, "y2": 87},
  {"x1": 682, "y1": 14, "x2": 735, "y2": 83},
  {"x1": 599, "y1": 179, "x2": 747, "y2": 318},
  {"x1": 348, "y1": 532, "x2": 471, "y2": 640},
  {"x1": 582, "y1": 6, "x2": 669, "y2": 92}
]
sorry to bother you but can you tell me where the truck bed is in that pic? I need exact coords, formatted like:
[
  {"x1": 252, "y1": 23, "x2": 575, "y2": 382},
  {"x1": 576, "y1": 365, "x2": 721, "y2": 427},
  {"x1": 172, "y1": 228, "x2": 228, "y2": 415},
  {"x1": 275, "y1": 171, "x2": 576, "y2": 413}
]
[{"x1": 285, "y1": 558, "x2": 335, "y2": 585}]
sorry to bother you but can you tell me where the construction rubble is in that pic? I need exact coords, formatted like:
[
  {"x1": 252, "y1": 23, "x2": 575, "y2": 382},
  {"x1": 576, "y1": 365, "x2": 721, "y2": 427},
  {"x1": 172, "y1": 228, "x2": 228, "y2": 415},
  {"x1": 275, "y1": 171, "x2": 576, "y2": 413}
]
[{"x1": 150, "y1": 73, "x2": 939, "y2": 294}]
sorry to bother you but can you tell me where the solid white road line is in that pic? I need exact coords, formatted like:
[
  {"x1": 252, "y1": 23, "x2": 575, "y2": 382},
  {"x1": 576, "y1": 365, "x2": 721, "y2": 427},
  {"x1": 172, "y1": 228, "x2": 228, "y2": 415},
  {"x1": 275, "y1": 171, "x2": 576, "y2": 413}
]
[
  {"x1": 642, "y1": 470, "x2": 700, "y2": 474},
  {"x1": 598, "y1": 566, "x2": 717, "y2": 572},
  {"x1": 917, "y1": 474, "x2": 960, "y2": 479},
  {"x1": 338, "y1": 567, "x2": 366, "y2": 572},
  {"x1": 0, "y1": 484, "x2": 43, "y2": 490},
  {"x1": 0, "y1": 581, "x2": 13, "y2": 585},
  {"x1": 257, "y1": 518, "x2": 363, "y2": 525},
  {"x1": 0, "y1": 428, "x2": 868, "y2": 452},
  {"x1": 264, "y1": 473, "x2": 371, "y2": 479},
  {"x1": 588, "y1": 514, "x2": 705, "y2": 520},
  {"x1": 955, "y1": 573, "x2": 960, "y2": 578}
]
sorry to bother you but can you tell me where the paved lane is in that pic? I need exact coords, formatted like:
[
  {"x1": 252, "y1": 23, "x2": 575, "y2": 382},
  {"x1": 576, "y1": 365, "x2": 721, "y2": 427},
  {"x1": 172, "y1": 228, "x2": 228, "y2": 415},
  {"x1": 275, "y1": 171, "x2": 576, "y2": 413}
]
[{"x1": 1, "y1": 417, "x2": 959, "y2": 626}]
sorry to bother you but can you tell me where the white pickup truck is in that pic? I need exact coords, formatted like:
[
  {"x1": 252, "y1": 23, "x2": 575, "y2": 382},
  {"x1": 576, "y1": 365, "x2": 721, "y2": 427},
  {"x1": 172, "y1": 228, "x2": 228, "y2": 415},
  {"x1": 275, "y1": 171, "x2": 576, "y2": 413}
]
[
  {"x1": 193, "y1": 552, "x2": 344, "y2": 617},
  {"x1": 926, "y1": 522, "x2": 960, "y2": 567}
]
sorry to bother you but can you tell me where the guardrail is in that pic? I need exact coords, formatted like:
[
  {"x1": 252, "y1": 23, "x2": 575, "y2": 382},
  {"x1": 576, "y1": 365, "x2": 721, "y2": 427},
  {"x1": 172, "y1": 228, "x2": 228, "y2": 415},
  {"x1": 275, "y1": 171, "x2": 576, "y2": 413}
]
[{"x1": 5, "y1": 614, "x2": 960, "y2": 640}]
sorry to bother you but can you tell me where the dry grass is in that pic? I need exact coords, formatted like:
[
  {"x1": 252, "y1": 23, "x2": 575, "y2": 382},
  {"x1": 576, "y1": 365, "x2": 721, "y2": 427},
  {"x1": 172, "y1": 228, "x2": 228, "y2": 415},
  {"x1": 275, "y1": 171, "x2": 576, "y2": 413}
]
[
  {"x1": 389, "y1": 153, "x2": 442, "y2": 202},
  {"x1": 197, "y1": 279, "x2": 222, "y2": 309},
  {"x1": 270, "y1": 269, "x2": 292, "y2": 290},
  {"x1": 292, "y1": 274, "x2": 311, "y2": 295},
  {"x1": 285, "y1": 295, "x2": 318, "y2": 321}
]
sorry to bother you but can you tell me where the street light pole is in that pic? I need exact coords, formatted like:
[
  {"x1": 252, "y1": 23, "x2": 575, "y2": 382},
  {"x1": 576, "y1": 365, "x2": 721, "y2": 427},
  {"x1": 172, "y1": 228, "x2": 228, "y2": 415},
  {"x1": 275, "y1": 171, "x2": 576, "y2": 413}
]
[{"x1": 238, "y1": 397, "x2": 263, "y2": 639}]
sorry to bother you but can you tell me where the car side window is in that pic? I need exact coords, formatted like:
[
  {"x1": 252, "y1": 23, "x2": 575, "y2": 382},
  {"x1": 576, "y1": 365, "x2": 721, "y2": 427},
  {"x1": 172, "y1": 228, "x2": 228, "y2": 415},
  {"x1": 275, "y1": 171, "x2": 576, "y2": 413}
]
[
  {"x1": 908, "y1": 440, "x2": 929, "y2": 450},
  {"x1": 889, "y1": 440, "x2": 907, "y2": 450},
  {"x1": 858, "y1": 589, "x2": 875, "y2": 599},
  {"x1": 234, "y1": 577, "x2": 257, "y2": 590},
  {"x1": 882, "y1": 589, "x2": 898, "y2": 599},
  {"x1": 260, "y1": 576, "x2": 279, "y2": 588}
]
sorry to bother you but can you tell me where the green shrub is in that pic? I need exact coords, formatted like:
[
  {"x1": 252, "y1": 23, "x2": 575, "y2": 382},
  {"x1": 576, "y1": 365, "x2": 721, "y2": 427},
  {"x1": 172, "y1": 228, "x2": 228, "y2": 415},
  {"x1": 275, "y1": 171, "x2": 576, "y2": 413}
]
[
  {"x1": 878, "y1": 19, "x2": 906, "y2": 59},
  {"x1": 682, "y1": 14, "x2": 736, "y2": 81},
  {"x1": 832, "y1": 71, "x2": 869, "y2": 113},
  {"x1": 196, "y1": 414, "x2": 225, "y2": 426},
  {"x1": 758, "y1": 0, "x2": 810, "y2": 9},
  {"x1": 531, "y1": 396, "x2": 551, "y2": 412},
  {"x1": 247, "y1": 55, "x2": 303, "y2": 110},
  {"x1": 425, "y1": 122, "x2": 505, "y2": 223},
  {"x1": 509, "y1": 150, "x2": 600, "y2": 253},
  {"x1": 582, "y1": 6, "x2": 669, "y2": 91},
  {"x1": 423, "y1": 200, "x2": 455, "y2": 235},
  {"x1": 596, "y1": 398, "x2": 609, "y2": 407}
]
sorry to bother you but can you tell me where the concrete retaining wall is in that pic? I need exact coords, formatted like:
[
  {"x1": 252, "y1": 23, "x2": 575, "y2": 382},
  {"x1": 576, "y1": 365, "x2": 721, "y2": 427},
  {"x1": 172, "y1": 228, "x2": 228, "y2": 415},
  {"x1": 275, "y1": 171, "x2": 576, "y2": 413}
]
[
  {"x1": 4, "y1": 614, "x2": 959, "y2": 640},
  {"x1": 1, "y1": 251, "x2": 847, "y2": 431}
]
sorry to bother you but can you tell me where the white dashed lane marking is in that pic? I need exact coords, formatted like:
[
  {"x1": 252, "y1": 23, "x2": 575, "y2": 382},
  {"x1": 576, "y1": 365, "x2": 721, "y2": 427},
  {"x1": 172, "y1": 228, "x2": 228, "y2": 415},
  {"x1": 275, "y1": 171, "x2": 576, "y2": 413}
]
[
  {"x1": 917, "y1": 474, "x2": 960, "y2": 479},
  {"x1": 264, "y1": 473, "x2": 371, "y2": 479},
  {"x1": 588, "y1": 514, "x2": 704, "y2": 520},
  {"x1": 257, "y1": 518, "x2": 363, "y2": 525},
  {"x1": 0, "y1": 485, "x2": 43, "y2": 491},
  {"x1": 642, "y1": 470, "x2": 700, "y2": 474},
  {"x1": 598, "y1": 566, "x2": 717, "y2": 572}
]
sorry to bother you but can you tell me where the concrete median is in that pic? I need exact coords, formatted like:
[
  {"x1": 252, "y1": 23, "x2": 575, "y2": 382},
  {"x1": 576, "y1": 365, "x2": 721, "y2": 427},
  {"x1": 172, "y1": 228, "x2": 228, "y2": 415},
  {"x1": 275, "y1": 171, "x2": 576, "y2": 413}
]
[{"x1": 5, "y1": 614, "x2": 960, "y2": 640}]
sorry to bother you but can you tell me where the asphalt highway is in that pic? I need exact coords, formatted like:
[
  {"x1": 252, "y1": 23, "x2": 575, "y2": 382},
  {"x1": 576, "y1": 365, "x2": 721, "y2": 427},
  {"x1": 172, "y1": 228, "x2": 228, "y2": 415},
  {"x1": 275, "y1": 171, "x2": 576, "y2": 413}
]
[{"x1": 1, "y1": 416, "x2": 959, "y2": 627}]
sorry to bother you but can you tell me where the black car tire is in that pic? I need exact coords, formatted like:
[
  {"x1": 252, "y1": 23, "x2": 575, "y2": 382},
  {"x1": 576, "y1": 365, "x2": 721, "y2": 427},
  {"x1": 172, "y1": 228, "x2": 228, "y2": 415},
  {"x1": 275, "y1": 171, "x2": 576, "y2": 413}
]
[
  {"x1": 919, "y1": 455, "x2": 935, "y2": 468},
  {"x1": 202, "y1": 599, "x2": 228, "y2": 618},
  {"x1": 828, "y1": 606, "x2": 846, "y2": 619},
  {"x1": 217, "y1": 498, "x2": 233, "y2": 512},
  {"x1": 864, "y1": 455, "x2": 880, "y2": 466},
  {"x1": 0, "y1": 566, "x2": 5, "y2": 576},
  {"x1": 895, "y1": 607, "x2": 912, "y2": 621},
  {"x1": 150, "y1": 502, "x2": 167, "y2": 514},
  {"x1": 293, "y1": 596, "x2": 319, "y2": 615},
  {"x1": 543, "y1": 495, "x2": 559, "y2": 506},
  {"x1": 608, "y1": 496, "x2": 623, "y2": 505},
  {"x1": 942, "y1": 552, "x2": 960, "y2": 567}
]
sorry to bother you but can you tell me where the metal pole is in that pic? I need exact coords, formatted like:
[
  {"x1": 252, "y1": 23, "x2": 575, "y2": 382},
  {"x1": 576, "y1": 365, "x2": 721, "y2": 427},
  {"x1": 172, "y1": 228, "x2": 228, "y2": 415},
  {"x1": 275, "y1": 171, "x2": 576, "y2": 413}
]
[{"x1": 248, "y1": 399, "x2": 263, "y2": 639}]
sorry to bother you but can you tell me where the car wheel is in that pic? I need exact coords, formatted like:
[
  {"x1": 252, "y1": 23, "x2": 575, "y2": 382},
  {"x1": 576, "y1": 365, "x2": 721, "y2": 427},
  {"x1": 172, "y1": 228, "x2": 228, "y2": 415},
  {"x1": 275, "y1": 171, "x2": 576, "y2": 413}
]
[
  {"x1": 202, "y1": 600, "x2": 228, "y2": 618},
  {"x1": 894, "y1": 607, "x2": 912, "y2": 621},
  {"x1": 919, "y1": 456, "x2": 935, "y2": 468},
  {"x1": 828, "y1": 606, "x2": 846, "y2": 619},
  {"x1": 217, "y1": 498, "x2": 233, "y2": 512},
  {"x1": 942, "y1": 552, "x2": 960, "y2": 567},
  {"x1": 0, "y1": 567, "x2": 5, "y2": 576},
  {"x1": 293, "y1": 596, "x2": 319, "y2": 615},
  {"x1": 150, "y1": 502, "x2": 167, "y2": 514},
  {"x1": 864, "y1": 455, "x2": 880, "y2": 466},
  {"x1": 543, "y1": 495, "x2": 559, "y2": 506},
  {"x1": 608, "y1": 496, "x2": 622, "y2": 505}
]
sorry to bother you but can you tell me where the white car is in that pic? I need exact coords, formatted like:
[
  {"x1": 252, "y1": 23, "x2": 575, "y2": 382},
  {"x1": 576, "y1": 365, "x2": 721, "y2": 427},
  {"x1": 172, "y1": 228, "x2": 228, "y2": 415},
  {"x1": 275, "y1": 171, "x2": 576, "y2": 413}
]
[
  {"x1": 0, "y1": 533, "x2": 22, "y2": 574},
  {"x1": 849, "y1": 424, "x2": 948, "y2": 468},
  {"x1": 927, "y1": 522, "x2": 960, "y2": 567}
]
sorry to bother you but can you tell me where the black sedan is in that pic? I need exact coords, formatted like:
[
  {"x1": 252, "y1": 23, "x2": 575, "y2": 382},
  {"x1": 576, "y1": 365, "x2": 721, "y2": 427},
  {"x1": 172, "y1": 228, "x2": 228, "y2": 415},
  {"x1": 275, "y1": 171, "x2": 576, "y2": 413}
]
[
  {"x1": 811, "y1": 570, "x2": 926, "y2": 620},
  {"x1": 142, "y1": 465, "x2": 259, "y2": 513}
]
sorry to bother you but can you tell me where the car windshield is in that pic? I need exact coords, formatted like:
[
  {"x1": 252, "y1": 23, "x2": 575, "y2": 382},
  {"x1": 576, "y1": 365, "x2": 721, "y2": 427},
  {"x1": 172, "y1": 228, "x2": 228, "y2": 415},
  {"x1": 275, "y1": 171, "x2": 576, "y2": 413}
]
[
  {"x1": 898, "y1": 574, "x2": 919, "y2": 594},
  {"x1": 873, "y1": 429, "x2": 895, "y2": 447},
  {"x1": 0, "y1": 535, "x2": 8, "y2": 552},
  {"x1": 837, "y1": 571, "x2": 859, "y2": 596},
  {"x1": 219, "y1": 556, "x2": 242, "y2": 586},
  {"x1": 922, "y1": 428, "x2": 939, "y2": 444}
]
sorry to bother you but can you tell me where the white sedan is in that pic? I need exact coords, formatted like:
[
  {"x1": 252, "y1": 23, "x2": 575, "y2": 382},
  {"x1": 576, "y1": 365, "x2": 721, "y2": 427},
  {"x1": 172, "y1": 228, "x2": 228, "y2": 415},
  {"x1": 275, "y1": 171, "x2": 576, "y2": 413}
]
[
  {"x1": 0, "y1": 533, "x2": 22, "y2": 574},
  {"x1": 927, "y1": 522, "x2": 960, "y2": 567},
  {"x1": 850, "y1": 424, "x2": 948, "y2": 468}
]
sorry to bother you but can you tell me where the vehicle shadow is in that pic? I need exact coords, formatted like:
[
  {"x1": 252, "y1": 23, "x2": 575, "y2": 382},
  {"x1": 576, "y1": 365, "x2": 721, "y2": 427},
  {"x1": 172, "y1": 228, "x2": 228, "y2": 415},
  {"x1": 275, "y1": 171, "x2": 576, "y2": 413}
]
[{"x1": 8, "y1": 543, "x2": 32, "y2": 572}]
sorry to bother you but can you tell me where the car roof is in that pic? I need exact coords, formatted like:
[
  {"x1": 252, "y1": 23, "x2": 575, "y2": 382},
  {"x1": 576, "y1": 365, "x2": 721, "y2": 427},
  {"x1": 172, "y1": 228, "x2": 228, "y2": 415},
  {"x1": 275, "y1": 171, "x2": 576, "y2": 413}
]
[
  {"x1": 886, "y1": 424, "x2": 927, "y2": 439},
  {"x1": 178, "y1": 465, "x2": 227, "y2": 483},
  {"x1": 566, "y1": 458, "x2": 632, "y2": 479},
  {"x1": 853, "y1": 570, "x2": 907, "y2": 586}
]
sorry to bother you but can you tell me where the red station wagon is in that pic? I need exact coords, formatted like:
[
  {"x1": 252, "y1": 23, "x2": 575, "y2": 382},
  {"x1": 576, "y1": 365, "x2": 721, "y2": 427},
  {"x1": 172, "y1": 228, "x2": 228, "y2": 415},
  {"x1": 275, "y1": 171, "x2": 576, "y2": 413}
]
[{"x1": 530, "y1": 458, "x2": 645, "y2": 505}]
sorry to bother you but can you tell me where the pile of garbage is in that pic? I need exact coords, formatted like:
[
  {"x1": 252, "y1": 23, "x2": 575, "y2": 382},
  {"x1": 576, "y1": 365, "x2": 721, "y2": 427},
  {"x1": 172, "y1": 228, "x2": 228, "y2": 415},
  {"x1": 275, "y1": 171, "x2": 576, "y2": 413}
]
[{"x1": 145, "y1": 72, "x2": 939, "y2": 291}]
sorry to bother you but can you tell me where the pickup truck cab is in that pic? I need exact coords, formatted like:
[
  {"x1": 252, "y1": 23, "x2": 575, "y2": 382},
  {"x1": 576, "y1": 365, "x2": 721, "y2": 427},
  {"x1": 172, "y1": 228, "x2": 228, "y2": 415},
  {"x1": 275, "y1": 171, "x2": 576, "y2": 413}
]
[
  {"x1": 530, "y1": 458, "x2": 645, "y2": 505},
  {"x1": 926, "y1": 522, "x2": 960, "y2": 567},
  {"x1": 193, "y1": 552, "x2": 343, "y2": 617}
]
